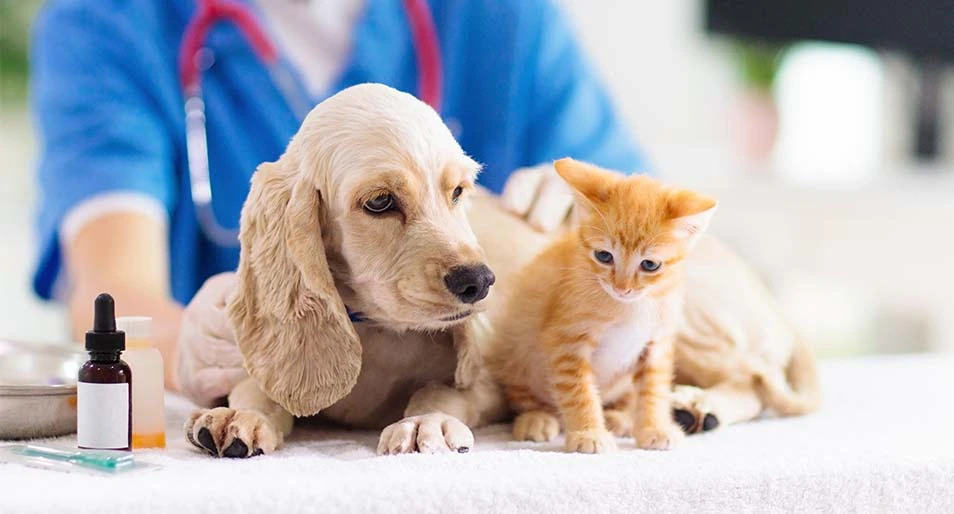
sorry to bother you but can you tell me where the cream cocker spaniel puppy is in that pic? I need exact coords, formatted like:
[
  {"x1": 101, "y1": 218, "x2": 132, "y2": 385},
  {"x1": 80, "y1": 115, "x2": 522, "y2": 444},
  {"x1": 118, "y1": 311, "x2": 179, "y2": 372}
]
[{"x1": 184, "y1": 83, "x2": 506, "y2": 457}]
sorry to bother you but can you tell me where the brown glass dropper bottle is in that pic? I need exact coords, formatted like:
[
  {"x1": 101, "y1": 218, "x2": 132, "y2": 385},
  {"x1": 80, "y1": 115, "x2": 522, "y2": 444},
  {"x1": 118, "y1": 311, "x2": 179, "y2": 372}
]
[{"x1": 77, "y1": 293, "x2": 133, "y2": 451}]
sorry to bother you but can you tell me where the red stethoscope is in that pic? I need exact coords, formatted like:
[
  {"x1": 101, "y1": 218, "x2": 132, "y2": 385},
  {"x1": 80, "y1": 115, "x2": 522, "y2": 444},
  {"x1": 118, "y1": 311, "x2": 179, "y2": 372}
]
[{"x1": 178, "y1": 0, "x2": 442, "y2": 247}]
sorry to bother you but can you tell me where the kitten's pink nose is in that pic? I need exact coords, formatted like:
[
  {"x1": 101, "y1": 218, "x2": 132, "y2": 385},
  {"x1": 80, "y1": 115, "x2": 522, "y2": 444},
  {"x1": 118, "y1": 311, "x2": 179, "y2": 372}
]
[{"x1": 614, "y1": 287, "x2": 633, "y2": 296}]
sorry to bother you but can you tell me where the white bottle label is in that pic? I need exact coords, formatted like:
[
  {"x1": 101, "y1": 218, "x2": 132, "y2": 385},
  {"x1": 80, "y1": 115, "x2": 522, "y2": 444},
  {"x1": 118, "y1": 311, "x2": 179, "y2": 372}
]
[{"x1": 77, "y1": 382, "x2": 130, "y2": 449}]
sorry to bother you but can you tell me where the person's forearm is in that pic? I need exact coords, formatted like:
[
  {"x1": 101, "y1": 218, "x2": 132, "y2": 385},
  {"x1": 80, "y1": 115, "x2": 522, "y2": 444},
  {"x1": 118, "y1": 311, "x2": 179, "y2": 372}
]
[
  {"x1": 68, "y1": 286, "x2": 183, "y2": 390},
  {"x1": 64, "y1": 211, "x2": 183, "y2": 391}
]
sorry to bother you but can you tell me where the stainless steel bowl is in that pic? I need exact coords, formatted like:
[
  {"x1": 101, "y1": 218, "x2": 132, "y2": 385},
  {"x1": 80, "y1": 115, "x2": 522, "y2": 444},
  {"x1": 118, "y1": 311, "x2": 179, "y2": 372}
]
[{"x1": 0, "y1": 340, "x2": 84, "y2": 440}]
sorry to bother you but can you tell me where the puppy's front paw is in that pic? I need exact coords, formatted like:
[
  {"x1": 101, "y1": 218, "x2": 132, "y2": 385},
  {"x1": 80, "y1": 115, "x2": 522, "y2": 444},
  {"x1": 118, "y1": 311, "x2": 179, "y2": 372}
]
[
  {"x1": 565, "y1": 429, "x2": 617, "y2": 454},
  {"x1": 185, "y1": 407, "x2": 282, "y2": 458},
  {"x1": 513, "y1": 410, "x2": 560, "y2": 442},
  {"x1": 377, "y1": 413, "x2": 474, "y2": 455},
  {"x1": 671, "y1": 385, "x2": 720, "y2": 434},
  {"x1": 635, "y1": 422, "x2": 684, "y2": 451}
]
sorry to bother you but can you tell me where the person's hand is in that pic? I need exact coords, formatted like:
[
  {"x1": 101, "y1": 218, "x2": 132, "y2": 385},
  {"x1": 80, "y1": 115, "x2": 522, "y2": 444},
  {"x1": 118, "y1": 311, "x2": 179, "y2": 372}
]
[
  {"x1": 177, "y1": 272, "x2": 248, "y2": 407},
  {"x1": 500, "y1": 163, "x2": 575, "y2": 232}
]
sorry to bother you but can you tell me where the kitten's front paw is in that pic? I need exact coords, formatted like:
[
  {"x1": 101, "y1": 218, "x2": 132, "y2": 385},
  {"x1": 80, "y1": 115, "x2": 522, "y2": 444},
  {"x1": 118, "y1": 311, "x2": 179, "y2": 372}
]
[
  {"x1": 513, "y1": 411, "x2": 560, "y2": 442},
  {"x1": 565, "y1": 429, "x2": 617, "y2": 454},
  {"x1": 635, "y1": 422, "x2": 684, "y2": 451}
]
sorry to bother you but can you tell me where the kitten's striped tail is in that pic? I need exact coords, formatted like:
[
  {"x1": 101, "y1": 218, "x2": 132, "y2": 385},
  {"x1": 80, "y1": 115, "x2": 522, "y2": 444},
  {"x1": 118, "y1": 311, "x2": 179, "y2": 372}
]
[{"x1": 754, "y1": 338, "x2": 822, "y2": 416}]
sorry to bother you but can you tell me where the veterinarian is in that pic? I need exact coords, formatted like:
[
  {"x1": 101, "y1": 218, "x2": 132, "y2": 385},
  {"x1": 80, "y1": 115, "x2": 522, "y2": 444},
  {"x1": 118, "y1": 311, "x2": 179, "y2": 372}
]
[{"x1": 31, "y1": 0, "x2": 644, "y2": 394}]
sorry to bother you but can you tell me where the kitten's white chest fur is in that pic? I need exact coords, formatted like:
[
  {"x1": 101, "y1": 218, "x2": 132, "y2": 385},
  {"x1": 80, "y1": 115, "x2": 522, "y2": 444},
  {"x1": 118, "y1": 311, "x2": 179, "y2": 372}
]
[{"x1": 592, "y1": 299, "x2": 663, "y2": 384}]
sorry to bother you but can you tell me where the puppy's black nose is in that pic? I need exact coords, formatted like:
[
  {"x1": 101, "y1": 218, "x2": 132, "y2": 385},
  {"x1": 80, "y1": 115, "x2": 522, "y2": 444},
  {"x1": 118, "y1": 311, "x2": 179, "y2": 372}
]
[{"x1": 444, "y1": 264, "x2": 495, "y2": 304}]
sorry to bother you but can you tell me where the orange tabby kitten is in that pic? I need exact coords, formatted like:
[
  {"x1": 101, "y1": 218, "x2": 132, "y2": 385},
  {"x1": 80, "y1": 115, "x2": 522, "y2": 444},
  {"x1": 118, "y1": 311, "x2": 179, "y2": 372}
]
[{"x1": 487, "y1": 158, "x2": 717, "y2": 453}]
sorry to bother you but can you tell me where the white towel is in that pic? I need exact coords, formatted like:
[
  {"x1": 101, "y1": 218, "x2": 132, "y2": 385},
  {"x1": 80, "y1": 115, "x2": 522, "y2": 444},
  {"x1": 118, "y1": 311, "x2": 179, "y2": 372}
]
[{"x1": 2, "y1": 354, "x2": 952, "y2": 514}]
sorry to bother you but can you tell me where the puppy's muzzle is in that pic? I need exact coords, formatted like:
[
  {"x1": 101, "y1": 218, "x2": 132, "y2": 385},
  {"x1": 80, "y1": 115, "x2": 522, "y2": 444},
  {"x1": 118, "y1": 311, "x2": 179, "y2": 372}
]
[{"x1": 444, "y1": 264, "x2": 495, "y2": 304}]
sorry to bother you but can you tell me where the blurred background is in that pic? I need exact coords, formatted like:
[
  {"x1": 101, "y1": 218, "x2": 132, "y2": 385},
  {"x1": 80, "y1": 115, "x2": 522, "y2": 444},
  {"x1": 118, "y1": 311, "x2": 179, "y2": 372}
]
[{"x1": 2, "y1": 1, "x2": 953, "y2": 357}]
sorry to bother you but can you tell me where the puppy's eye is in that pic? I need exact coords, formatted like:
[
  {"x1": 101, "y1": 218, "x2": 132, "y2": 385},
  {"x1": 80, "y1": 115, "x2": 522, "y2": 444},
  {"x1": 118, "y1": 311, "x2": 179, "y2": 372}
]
[
  {"x1": 594, "y1": 250, "x2": 614, "y2": 264},
  {"x1": 452, "y1": 186, "x2": 464, "y2": 204},
  {"x1": 640, "y1": 259, "x2": 661, "y2": 272},
  {"x1": 364, "y1": 193, "x2": 395, "y2": 214}
]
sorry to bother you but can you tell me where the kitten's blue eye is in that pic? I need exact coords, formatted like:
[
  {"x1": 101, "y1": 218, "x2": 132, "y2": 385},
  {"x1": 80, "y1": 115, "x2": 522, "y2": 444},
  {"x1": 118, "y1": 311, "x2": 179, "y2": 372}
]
[
  {"x1": 452, "y1": 186, "x2": 463, "y2": 204},
  {"x1": 594, "y1": 250, "x2": 614, "y2": 264},
  {"x1": 640, "y1": 259, "x2": 661, "y2": 272}
]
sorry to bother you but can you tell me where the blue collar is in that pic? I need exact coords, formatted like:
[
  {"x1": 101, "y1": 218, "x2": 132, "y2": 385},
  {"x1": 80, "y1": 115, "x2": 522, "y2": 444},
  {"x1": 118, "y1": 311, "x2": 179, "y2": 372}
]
[{"x1": 347, "y1": 307, "x2": 367, "y2": 323}]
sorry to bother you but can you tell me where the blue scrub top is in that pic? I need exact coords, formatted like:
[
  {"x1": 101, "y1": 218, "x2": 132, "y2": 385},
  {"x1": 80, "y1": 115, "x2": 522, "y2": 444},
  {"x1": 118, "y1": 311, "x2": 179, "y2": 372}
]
[{"x1": 31, "y1": 0, "x2": 645, "y2": 305}]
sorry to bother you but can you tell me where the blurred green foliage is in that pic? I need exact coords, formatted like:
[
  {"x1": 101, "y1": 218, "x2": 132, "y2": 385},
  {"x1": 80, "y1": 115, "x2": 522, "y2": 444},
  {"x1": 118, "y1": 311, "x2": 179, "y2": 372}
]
[
  {"x1": 733, "y1": 41, "x2": 787, "y2": 91},
  {"x1": 1, "y1": 0, "x2": 42, "y2": 105}
]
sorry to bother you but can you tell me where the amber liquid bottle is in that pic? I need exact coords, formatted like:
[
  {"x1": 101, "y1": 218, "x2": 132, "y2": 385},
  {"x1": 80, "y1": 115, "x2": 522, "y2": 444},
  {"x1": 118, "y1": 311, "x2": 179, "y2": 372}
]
[{"x1": 77, "y1": 293, "x2": 132, "y2": 451}]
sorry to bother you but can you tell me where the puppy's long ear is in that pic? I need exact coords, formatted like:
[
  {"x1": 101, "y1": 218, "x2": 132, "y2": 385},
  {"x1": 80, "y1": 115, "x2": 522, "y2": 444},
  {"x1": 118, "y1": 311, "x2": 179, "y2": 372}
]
[
  {"x1": 451, "y1": 313, "x2": 492, "y2": 389},
  {"x1": 228, "y1": 159, "x2": 362, "y2": 417}
]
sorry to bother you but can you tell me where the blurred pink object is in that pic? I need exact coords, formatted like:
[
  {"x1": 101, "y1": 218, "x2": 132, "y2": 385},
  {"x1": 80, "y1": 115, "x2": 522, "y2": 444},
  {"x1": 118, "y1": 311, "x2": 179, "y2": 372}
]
[{"x1": 734, "y1": 89, "x2": 779, "y2": 163}]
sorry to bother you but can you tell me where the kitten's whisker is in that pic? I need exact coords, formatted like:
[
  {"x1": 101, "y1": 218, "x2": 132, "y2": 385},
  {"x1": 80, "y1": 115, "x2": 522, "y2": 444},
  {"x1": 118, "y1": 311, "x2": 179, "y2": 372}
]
[{"x1": 580, "y1": 223, "x2": 609, "y2": 238}]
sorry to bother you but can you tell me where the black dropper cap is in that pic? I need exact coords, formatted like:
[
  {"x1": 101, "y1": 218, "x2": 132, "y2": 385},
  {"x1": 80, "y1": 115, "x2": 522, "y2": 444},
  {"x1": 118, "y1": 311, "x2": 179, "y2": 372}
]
[{"x1": 85, "y1": 293, "x2": 125, "y2": 353}]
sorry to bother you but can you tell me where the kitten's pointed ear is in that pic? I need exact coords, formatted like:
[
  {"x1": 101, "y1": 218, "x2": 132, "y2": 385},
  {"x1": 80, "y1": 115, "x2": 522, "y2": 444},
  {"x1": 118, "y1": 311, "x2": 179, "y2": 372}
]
[
  {"x1": 553, "y1": 158, "x2": 618, "y2": 203},
  {"x1": 667, "y1": 189, "x2": 718, "y2": 248}
]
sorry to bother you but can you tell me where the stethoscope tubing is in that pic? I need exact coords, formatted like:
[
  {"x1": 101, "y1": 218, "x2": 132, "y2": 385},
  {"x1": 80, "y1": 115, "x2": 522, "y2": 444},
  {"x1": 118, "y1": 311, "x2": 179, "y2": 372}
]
[{"x1": 178, "y1": 0, "x2": 443, "y2": 247}]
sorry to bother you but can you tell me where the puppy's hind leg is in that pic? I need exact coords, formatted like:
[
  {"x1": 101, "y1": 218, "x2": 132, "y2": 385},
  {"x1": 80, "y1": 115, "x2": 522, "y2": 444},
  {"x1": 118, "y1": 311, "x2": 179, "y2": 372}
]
[{"x1": 185, "y1": 377, "x2": 295, "y2": 458}]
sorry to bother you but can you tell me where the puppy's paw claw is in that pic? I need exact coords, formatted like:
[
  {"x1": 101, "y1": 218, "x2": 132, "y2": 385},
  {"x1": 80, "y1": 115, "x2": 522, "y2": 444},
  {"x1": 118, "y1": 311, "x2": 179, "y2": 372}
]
[
  {"x1": 221, "y1": 438, "x2": 249, "y2": 458},
  {"x1": 185, "y1": 407, "x2": 282, "y2": 458}
]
